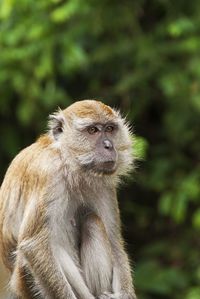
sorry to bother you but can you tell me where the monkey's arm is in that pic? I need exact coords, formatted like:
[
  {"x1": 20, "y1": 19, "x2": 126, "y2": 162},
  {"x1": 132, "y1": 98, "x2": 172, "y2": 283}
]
[
  {"x1": 17, "y1": 232, "x2": 76, "y2": 299},
  {"x1": 110, "y1": 236, "x2": 137, "y2": 299},
  {"x1": 17, "y1": 200, "x2": 95, "y2": 299},
  {"x1": 107, "y1": 196, "x2": 137, "y2": 299}
]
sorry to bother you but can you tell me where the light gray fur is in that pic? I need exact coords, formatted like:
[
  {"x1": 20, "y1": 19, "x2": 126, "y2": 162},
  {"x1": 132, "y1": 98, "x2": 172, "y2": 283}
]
[
  {"x1": 45, "y1": 156, "x2": 136, "y2": 299},
  {"x1": 46, "y1": 103, "x2": 136, "y2": 299}
]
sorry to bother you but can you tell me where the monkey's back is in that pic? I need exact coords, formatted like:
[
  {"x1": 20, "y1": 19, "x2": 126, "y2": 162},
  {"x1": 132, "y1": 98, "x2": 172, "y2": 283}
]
[{"x1": 0, "y1": 135, "x2": 60, "y2": 271}]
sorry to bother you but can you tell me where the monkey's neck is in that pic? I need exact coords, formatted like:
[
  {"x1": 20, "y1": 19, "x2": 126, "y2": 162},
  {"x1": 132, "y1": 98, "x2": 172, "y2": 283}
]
[{"x1": 64, "y1": 168, "x2": 119, "y2": 192}]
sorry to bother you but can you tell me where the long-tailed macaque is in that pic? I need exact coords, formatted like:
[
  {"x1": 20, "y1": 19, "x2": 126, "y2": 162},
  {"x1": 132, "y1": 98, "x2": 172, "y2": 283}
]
[{"x1": 0, "y1": 100, "x2": 137, "y2": 299}]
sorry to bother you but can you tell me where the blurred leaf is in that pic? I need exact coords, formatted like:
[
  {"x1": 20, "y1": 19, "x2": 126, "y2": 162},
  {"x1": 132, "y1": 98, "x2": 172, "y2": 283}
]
[
  {"x1": 192, "y1": 209, "x2": 200, "y2": 229},
  {"x1": 135, "y1": 260, "x2": 187, "y2": 295},
  {"x1": 51, "y1": 0, "x2": 83, "y2": 22},
  {"x1": 168, "y1": 18, "x2": 195, "y2": 37},
  {"x1": 133, "y1": 136, "x2": 148, "y2": 160},
  {"x1": 159, "y1": 192, "x2": 173, "y2": 215},
  {"x1": 0, "y1": 0, "x2": 14, "y2": 19},
  {"x1": 186, "y1": 287, "x2": 200, "y2": 299},
  {"x1": 180, "y1": 173, "x2": 200, "y2": 201},
  {"x1": 0, "y1": 126, "x2": 21, "y2": 156},
  {"x1": 172, "y1": 193, "x2": 187, "y2": 223},
  {"x1": 16, "y1": 100, "x2": 36, "y2": 126}
]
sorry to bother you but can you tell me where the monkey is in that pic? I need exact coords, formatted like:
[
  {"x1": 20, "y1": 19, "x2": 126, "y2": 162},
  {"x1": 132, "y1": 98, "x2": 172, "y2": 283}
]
[{"x1": 0, "y1": 100, "x2": 137, "y2": 299}]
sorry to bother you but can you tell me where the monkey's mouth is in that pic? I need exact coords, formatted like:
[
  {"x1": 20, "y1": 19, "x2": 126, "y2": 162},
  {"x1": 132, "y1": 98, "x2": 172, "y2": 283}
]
[{"x1": 82, "y1": 160, "x2": 117, "y2": 175}]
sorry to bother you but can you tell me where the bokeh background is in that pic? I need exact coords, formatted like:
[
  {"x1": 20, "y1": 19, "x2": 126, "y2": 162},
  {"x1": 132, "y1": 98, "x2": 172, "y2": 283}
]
[{"x1": 0, "y1": 1, "x2": 200, "y2": 298}]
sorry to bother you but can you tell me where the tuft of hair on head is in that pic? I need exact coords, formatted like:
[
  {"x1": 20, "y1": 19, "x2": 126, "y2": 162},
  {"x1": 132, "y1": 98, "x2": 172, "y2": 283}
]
[{"x1": 48, "y1": 108, "x2": 65, "y2": 140}]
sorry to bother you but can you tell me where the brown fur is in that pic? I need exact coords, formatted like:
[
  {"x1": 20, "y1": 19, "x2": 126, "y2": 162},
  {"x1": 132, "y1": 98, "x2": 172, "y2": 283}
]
[{"x1": 64, "y1": 100, "x2": 115, "y2": 120}]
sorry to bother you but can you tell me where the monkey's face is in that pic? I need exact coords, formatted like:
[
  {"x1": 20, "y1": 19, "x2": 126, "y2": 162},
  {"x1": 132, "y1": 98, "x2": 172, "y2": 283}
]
[
  {"x1": 76, "y1": 122, "x2": 119, "y2": 175},
  {"x1": 49, "y1": 100, "x2": 133, "y2": 177}
]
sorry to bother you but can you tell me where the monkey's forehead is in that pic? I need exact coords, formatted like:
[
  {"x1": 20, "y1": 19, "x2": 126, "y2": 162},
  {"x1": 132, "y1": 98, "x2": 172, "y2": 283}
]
[{"x1": 62, "y1": 100, "x2": 118, "y2": 121}]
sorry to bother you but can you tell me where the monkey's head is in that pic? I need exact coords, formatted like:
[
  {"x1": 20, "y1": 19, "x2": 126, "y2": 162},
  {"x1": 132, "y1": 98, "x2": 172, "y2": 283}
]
[{"x1": 48, "y1": 100, "x2": 133, "y2": 178}]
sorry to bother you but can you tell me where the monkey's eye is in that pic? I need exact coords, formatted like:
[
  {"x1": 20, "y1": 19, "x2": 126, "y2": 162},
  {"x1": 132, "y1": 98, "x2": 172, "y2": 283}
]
[
  {"x1": 87, "y1": 126, "x2": 99, "y2": 134},
  {"x1": 105, "y1": 125, "x2": 114, "y2": 133},
  {"x1": 56, "y1": 127, "x2": 63, "y2": 134},
  {"x1": 52, "y1": 124, "x2": 63, "y2": 139}
]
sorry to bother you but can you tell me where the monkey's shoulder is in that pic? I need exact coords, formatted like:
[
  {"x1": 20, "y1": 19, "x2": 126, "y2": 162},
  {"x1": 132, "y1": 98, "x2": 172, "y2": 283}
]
[{"x1": 2, "y1": 134, "x2": 61, "y2": 188}]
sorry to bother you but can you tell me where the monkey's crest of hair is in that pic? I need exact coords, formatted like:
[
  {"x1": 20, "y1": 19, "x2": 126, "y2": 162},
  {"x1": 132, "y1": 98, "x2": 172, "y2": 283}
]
[{"x1": 47, "y1": 100, "x2": 134, "y2": 187}]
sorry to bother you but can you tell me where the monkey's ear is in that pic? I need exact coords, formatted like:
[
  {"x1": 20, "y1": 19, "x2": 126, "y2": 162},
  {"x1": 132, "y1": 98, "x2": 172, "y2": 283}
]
[{"x1": 48, "y1": 111, "x2": 65, "y2": 140}]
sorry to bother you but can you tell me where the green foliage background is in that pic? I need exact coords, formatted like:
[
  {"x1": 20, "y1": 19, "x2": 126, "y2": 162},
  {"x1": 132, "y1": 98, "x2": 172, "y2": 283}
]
[{"x1": 0, "y1": 1, "x2": 200, "y2": 298}]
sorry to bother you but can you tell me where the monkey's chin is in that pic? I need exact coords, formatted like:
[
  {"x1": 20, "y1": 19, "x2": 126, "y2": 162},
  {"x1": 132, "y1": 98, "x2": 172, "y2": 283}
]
[
  {"x1": 82, "y1": 161, "x2": 117, "y2": 176},
  {"x1": 96, "y1": 168, "x2": 116, "y2": 175}
]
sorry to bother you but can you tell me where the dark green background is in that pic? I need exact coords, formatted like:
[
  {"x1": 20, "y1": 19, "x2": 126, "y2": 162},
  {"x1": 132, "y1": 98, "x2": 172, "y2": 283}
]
[{"x1": 0, "y1": 1, "x2": 200, "y2": 298}]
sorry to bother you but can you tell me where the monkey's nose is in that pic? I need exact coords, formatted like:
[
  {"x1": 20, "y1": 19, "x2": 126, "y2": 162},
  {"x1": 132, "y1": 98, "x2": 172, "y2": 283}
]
[{"x1": 103, "y1": 139, "x2": 113, "y2": 150}]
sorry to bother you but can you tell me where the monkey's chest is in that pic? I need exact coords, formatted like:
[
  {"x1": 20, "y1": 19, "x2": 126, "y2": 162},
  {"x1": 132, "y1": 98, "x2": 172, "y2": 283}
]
[
  {"x1": 66, "y1": 217, "x2": 80, "y2": 250},
  {"x1": 65, "y1": 204, "x2": 95, "y2": 250}
]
